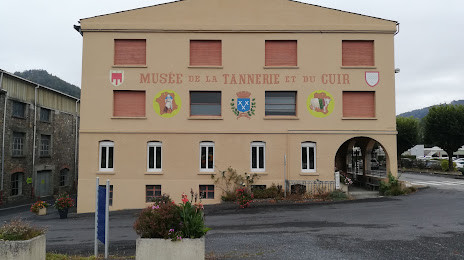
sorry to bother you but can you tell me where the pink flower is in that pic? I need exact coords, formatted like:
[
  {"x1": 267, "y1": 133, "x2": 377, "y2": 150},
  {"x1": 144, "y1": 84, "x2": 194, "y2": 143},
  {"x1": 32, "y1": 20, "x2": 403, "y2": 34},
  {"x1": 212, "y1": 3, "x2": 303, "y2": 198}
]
[
  {"x1": 152, "y1": 205, "x2": 160, "y2": 210},
  {"x1": 181, "y1": 193, "x2": 189, "y2": 204}
]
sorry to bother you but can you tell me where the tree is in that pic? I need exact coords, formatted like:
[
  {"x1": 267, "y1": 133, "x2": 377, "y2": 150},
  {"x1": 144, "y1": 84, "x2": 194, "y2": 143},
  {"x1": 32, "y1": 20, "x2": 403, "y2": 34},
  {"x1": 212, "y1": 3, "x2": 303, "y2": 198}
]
[
  {"x1": 423, "y1": 104, "x2": 464, "y2": 171},
  {"x1": 396, "y1": 116, "x2": 420, "y2": 162}
]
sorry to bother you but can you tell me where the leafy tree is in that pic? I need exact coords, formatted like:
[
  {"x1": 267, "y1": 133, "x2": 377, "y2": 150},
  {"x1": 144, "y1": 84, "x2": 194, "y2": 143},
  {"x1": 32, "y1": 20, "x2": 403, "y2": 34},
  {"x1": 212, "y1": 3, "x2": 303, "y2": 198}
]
[
  {"x1": 423, "y1": 105, "x2": 464, "y2": 171},
  {"x1": 396, "y1": 116, "x2": 420, "y2": 163}
]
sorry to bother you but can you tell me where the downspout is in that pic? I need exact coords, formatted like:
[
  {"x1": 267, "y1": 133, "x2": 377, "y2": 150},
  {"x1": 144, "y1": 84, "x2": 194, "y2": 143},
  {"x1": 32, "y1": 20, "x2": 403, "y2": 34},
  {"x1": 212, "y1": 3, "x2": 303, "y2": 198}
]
[
  {"x1": 74, "y1": 99, "x2": 80, "y2": 188},
  {"x1": 32, "y1": 85, "x2": 39, "y2": 198},
  {"x1": 1, "y1": 72, "x2": 5, "y2": 194}
]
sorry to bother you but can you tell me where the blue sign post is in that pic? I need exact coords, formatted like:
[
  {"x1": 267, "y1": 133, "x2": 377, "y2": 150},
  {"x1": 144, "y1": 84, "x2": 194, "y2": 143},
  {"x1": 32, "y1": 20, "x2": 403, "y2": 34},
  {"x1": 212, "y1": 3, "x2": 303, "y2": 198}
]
[{"x1": 95, "y1": 178, "x2": 110, "y2": 259}]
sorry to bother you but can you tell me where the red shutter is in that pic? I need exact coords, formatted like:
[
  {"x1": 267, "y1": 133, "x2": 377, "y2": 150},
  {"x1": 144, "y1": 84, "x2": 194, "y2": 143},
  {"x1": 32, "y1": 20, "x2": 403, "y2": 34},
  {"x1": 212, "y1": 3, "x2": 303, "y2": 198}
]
[
  {"x1": 113, "y1": 91, "x2": 146, "y2": 117},
  {"x1": 343, "y1": 91, "x2": 375, "y2": 118},
  {"x1": 190, "y1": 40, "x2": 222, "y2": 66},
  {"x1": 114, "y1": 39, "x2": 146, "y2": 65},
  {"x1": 265, "y1": 40, "x2": 297, "y2": 66},
  {"x1": 342, "y1": 40, "x2": 374, "y2": 66}
]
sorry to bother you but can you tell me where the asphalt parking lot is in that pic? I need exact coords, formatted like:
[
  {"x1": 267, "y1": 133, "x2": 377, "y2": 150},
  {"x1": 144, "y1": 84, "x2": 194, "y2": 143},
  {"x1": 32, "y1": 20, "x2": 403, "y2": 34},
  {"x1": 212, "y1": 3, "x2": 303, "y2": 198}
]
[{"x1": 1, "y1": 177, "x2": 464, "y2": 259}]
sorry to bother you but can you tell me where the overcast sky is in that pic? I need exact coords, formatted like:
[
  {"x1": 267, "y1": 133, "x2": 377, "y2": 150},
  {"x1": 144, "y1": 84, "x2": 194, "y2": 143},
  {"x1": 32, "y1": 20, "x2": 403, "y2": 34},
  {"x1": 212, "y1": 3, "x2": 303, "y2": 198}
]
[{"x1": 0, "y1": 0, "x2": 462, "y2": 114}]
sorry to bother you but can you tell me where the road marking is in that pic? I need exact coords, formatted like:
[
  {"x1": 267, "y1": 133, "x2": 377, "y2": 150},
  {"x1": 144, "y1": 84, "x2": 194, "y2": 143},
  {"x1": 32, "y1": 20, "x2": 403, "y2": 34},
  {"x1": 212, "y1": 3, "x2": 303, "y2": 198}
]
[{"x1": 410, "y1": 180, "x2": 464, "y2": 186}]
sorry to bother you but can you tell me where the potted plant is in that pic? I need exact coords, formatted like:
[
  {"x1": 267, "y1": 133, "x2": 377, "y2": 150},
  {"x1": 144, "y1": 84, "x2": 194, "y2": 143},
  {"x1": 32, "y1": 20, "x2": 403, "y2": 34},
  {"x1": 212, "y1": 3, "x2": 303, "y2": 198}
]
[
  {"x1": 30, "y1": 200, "x2": 50, "y2": 216},
  {"x1": 134, "y1": 192, "x2": 210, "y2": 260},
  {"x1": 0, "y1": 218, "x2": 46, "y2": 260},
  {"x1": 53, "y1": 193, "x2": 75, "y2": 219}
]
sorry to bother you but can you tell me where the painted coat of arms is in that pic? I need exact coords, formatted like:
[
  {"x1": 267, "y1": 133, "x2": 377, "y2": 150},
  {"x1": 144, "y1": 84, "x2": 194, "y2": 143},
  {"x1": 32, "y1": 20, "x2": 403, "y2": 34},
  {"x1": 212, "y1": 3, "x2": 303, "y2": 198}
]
[
  {"x1": 110, "y1": 70, "x2": 124, "y2": 87},
  {"x1": 231, "y1": 91, "x2": 255, "y2": 119},
  {"x1": 365, "y1": 71, "x2": 379, "y2": 87}
]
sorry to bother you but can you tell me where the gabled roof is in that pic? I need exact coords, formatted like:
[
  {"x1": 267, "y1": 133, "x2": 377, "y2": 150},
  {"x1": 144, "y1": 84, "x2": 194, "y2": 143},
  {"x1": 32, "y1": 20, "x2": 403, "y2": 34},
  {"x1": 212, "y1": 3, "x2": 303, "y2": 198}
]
[{"x1": 78, "y1": 0, "x2": 398, "y2": 33}]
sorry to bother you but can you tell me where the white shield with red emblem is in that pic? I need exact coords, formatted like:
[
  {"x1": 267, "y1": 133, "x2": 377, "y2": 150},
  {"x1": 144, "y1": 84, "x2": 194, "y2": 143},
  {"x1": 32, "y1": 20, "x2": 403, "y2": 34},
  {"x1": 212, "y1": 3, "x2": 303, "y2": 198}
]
[
  {"x1": 110, "y1": 70, "x2": 124, "y2": 87},
  {"x1": 365, "y1": 71, "x2": 379, "y2": 87}
]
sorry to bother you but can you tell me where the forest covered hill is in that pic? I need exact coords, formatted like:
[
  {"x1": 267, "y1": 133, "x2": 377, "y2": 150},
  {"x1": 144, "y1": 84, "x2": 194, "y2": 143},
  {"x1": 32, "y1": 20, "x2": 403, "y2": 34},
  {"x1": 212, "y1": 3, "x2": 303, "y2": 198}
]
[
  {"x1": 398, "y1": 100, "x2": 464, "y2": 119},
  {"x1": 14, "y1": 69, "x2": 80, "y2": 98}
]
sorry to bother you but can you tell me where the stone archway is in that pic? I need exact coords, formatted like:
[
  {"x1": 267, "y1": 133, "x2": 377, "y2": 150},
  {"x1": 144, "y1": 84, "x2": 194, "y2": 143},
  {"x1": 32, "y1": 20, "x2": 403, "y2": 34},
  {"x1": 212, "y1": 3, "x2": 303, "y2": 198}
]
[{"x1": 335, "y1": 137, "x2": 389, "y2": 187}]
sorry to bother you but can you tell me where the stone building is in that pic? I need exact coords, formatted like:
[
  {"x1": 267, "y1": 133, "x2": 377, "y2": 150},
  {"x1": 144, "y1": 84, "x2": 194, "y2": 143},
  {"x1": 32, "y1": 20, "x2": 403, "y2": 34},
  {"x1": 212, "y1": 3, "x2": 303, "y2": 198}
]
[
  {"x1": 0, "y1": 69, "x2": 80, "y2": 206},
  {"x1": 75, "y1": 0, "x2": 398, "y2": 213}
]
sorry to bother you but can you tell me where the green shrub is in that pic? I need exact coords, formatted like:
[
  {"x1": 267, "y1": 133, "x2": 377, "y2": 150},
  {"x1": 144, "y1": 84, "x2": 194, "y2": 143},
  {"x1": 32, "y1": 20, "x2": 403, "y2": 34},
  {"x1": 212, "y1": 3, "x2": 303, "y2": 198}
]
[
  {"x1": 380, "y1": 173, "x2": 405, "y2": 196},
  {"x1": 0, "y1": 219, "x2": 45, "y2": 241},
  {"x1": 150, "y1": 193, "x2": 172, "y2": 204},
  {"x1": 134, "y1": 193, "x2": 209, "y2": 240},
  {"x1": 327, "y1": 190, "x2": 348, "y2": 201},
  {"x1": 221, "y1": 191, "x2": 237, "y2": 202},
  {"x1": 460, "y1": 168, "x2": 464, "y2": 175},
  {"x1": 252, "y1": 184, "x2": 283, "y2": 200},
  {"x1": 440, "y1": 160, "x2": 457, "y2": 171}
]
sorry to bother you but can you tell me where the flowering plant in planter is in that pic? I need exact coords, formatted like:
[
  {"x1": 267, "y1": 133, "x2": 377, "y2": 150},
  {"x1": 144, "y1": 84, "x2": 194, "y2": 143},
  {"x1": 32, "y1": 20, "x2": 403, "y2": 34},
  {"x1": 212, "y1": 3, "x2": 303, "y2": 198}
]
[
  {"x1": 236, "y1": 188, "x2": 253, "y2": 208},
  {"x1": 30, "y1": 200, "x2": 49, "y2": 214},
  {"x1": 134, "y1": 191, "x2": 209, "y2": 241},
  {"x1": 0, "y1": 218, "x2": 45, "y2": 241},
  {"x1": 53, "y1": 193, "x2": 75, "y2": 210},
  {"x1": 339, "y1": 171, "x2": 353, "y2": 185}
]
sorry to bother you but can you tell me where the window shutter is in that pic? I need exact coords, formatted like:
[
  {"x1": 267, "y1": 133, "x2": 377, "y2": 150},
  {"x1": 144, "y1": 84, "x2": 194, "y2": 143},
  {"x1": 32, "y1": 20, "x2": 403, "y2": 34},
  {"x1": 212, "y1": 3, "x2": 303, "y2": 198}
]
[
  {"x1": 113, "y1": 91, "x2": 146, "y2": 117},
  {"x1": 343, "y1": 91, "x2": 375, "y2": 118},
  {"x1": 114, "y1": 39, "x2": 146, "y2": 65},
  {"x1": 265, "y1": 40, "x2": 297, "y2": 66},
  {"x1": 342, "y1": 40, "x2": 374, "y2": 66},
  {"x1": 190, "y1": 40, "x2": 222, "y2": 66}
]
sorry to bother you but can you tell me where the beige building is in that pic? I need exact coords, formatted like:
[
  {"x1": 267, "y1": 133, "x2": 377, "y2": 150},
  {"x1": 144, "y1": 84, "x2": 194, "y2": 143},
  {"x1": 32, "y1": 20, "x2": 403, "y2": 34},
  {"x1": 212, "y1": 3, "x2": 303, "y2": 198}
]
[{"x1": 75, "y1": 0, "x2": 399, "y2": 213}]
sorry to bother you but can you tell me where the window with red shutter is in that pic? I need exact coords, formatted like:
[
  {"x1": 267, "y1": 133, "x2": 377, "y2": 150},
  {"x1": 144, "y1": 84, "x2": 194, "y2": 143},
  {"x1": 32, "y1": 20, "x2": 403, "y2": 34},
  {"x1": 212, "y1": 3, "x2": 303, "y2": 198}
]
[
  {"x1": 114, "y1": 39, "x2": 146, "y2": 65},
  {"x1": 265, "y1": 40, "x2": 297, "y2": 67},
  {"x1": 190, "y1": 40, "x2": 222, "y2": 66},
  {"x1": 113, "y1": 91, "x2": 146, "y2": 117},
  {"x1": 342, "y1": 91, "x2": 375, "y2": 118},
  {"x1": 342, "y1": 40, "x2": 374, "y2": 67}
]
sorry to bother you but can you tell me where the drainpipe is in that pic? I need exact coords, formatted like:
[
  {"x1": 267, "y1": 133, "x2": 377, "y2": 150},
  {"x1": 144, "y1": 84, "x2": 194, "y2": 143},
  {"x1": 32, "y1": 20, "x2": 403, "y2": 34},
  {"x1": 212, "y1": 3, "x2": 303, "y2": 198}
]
[
  {"x1": 0, "y1": 72, "x2": 5, "y2": 194},
  {"x1": 32, "y1": 85, "x2": 39, "y2": 198},
  {"x1": 74, "y1": 99, "x2": 80, "y2": 187}
]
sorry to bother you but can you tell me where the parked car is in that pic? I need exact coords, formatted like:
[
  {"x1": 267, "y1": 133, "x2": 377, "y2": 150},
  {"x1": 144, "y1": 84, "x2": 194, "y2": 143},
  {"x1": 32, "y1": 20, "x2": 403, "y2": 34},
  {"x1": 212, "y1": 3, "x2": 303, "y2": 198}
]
[{"x1": 453, "y1": 158, "x2": 464, "y2": 169}]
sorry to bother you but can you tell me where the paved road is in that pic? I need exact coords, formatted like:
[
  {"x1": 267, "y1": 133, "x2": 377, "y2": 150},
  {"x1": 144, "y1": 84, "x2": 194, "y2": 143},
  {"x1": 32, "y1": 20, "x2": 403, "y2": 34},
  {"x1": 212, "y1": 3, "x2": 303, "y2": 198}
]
[
  {"x1": 400, "y1": 172, "x2": 464, "y2": 191},
  {"x1": 1, "y1": 181, "x2": 464, "y2": 259}
]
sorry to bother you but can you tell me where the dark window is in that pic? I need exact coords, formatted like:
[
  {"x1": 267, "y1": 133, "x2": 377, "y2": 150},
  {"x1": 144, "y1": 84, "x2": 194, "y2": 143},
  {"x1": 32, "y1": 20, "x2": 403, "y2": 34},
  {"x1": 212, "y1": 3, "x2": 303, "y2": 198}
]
[
  {"x1": 11, "y1": 172, "x2": 22, "y2": 196},
  {"x1": 199, "y1": 185, "x2": 214, "y2": 199},
  {"x1": 190, "y1": 91, "x2": 221, "y2": 116},
  {"x1": 99, "y1": 185, "x2": 113, "y2": 206},
  {"x1": 200, "y1": 142, "x2": 214, "y2": 171},
  {"x1": 146, "y1": 185, "x2": 162, "y2": 202},
  {"x1": 147, "y1": 142, "x2": 162, "y2": 171},
  {"x1": 251, "y1": 185, "x2": 266, "y2": 191},
  {"x1": 60, "y1": 168, "x2": 69, "y2": 187},
  {"x1": 12, "y1": 132, "x2": 25, "y2": 156},
  {"x1": 40, "y1": 135, "x2": 51, "y2": 157},
  {"x1": 12, "y1": 101, "x2": 26, "y2": 118},
  {"x1": 302, "y1": 142, "x2": 316, "y2": 172},
  {"x1": 40, "y1": 108, "x2": 51, "y2": 122},
  {"x1": 265, "y1": 91, "x2": 296, "y2": 116},
  {"x1": 100, "y1": 141, "x2": 114, "y2": 171}
]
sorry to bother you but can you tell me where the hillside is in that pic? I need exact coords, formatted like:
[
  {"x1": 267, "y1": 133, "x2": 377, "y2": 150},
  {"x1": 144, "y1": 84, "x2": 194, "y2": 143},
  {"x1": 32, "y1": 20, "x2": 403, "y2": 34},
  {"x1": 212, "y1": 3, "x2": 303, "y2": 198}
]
[
  {"x1": 398, "y1": 100, "x2": 464, "y2": 119},
  {"x1": 14, "y1": 69, "x2": 80, "y2": 98}
]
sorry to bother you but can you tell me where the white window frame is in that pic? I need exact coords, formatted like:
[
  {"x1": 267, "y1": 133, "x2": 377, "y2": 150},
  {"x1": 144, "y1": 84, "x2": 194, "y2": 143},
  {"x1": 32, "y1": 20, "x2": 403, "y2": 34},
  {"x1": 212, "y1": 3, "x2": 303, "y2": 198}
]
[
  {"x1": 250, "y1": 142, "x2": 266, "y2": 172},
  {"x1": 199, "y1": 142, "x2": 214, "y2": 172},
  {"x1": 301, "y1": 142, "x2": 317, "y2": 173},
  {"x1": 147, "y1": 142, "x2": 162, "y2": 172},
  {"x1": 99, "y1": 141, "x2": 114, "y2": 172}
]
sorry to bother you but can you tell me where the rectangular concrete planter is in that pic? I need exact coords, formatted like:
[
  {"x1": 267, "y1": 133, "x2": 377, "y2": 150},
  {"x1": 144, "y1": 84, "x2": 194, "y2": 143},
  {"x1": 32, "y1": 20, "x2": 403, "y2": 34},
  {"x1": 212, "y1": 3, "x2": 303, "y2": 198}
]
[
  {"x1": 37, "y1": 208, "x2": 47, "y2": 216},
  {"x1": 0, "y1": 234, "x2": 46, "y2": 260},
  {"x1": 136, "y1": 237, "x2": 205, "y2": 260}
]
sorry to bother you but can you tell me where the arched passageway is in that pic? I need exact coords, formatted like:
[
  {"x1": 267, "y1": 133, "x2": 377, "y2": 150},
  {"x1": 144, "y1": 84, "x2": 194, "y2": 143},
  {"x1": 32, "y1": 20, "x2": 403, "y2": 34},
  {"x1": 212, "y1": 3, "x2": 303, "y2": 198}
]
[{"x1": 335, "y1": 137, "x2": 389, "y2": 189}]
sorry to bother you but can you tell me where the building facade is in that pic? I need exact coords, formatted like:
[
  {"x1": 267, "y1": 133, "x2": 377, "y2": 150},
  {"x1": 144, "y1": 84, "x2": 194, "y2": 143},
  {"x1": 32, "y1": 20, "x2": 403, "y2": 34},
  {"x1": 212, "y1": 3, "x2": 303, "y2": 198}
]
[
  {"x1": 0, "y1": 70, "x2": 80, "y2": 205},
  {"x1": 76, "y1": 0, "x2": 399, "y2": 213}
]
